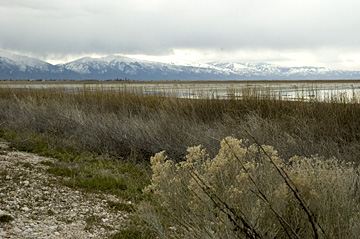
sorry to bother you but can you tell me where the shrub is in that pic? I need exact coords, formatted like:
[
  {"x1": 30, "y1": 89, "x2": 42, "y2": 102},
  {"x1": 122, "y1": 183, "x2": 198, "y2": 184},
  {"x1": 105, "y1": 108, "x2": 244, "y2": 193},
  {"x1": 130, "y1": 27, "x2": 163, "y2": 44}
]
[{"x1": 139, "y1": 137, "x2": 360, "y2": 238}]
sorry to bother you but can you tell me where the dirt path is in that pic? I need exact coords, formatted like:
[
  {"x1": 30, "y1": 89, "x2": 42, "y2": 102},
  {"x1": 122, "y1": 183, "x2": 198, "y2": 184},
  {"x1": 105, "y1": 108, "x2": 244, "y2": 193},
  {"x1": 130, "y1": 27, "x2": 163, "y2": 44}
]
[{"x1": 0, "y1": 139, "x2": 129, "y2": 238}]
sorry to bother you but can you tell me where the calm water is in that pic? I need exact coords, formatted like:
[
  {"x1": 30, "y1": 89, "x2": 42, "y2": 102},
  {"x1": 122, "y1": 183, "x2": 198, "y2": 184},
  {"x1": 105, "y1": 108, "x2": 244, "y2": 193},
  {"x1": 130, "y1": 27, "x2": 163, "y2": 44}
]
[{"x1": 2, "y1": 81, "x2": 360, "y2": 102}]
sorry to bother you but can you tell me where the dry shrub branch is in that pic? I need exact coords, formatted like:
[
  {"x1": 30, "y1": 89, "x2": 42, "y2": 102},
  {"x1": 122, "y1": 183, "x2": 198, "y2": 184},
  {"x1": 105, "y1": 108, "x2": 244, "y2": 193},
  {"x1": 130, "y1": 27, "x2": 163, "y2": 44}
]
[{"x1": 140, "y1": 137, "x2": 360, "y2": 238}]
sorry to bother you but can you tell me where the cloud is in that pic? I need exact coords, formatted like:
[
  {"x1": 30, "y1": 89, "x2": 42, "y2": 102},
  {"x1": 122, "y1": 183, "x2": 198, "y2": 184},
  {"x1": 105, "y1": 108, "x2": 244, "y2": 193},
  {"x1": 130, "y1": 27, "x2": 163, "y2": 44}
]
[{"x1": 1, "y1": 0, "x2": 360, "y2": 69}]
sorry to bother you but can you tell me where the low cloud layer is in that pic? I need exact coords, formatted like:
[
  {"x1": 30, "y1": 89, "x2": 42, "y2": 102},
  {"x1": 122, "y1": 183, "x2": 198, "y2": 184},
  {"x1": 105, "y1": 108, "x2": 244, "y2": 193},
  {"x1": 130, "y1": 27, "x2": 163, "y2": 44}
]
[{"x1": 1, "y1": 0, "x2": 360, "y2": 69}]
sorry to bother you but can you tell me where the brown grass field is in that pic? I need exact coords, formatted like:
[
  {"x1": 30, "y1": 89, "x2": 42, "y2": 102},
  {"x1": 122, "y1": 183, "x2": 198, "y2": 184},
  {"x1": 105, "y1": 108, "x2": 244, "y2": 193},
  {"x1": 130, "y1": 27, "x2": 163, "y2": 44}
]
[{"x1": 1, "y1": 81, "x2": 360, "y2": 238}]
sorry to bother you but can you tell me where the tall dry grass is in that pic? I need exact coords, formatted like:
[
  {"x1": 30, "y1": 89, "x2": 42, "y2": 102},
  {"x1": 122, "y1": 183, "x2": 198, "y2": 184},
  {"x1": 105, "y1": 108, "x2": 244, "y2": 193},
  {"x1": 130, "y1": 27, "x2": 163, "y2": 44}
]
[{"x1": 0, "y1": 86, "x2": 360, "y2": 163}]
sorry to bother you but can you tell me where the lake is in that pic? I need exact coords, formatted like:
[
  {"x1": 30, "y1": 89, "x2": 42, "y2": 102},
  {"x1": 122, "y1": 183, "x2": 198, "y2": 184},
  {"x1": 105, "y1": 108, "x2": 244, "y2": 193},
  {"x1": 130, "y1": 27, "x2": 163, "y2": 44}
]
[{"x1": 1, "y1": 80, "x2": 360, "y2": 102}]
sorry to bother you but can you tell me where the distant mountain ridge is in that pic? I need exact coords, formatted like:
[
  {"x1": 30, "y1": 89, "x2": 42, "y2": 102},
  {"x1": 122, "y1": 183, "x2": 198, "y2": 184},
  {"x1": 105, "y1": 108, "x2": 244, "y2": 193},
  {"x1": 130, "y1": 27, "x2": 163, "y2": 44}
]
[{"x1": 1, "y1": 50, "x2": 360, "y2": 81}]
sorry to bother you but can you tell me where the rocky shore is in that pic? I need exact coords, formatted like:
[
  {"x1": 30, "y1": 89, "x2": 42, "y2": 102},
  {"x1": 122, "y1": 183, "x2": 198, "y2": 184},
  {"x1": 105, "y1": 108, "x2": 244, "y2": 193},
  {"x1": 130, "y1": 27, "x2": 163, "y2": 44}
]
[{"x1": 0, "y1": 139, "x2": 130, "y2": 238}]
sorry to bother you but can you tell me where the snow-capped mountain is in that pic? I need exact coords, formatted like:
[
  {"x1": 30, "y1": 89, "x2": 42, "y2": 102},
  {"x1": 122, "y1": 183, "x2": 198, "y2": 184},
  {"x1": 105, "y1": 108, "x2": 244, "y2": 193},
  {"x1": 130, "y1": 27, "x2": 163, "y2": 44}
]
[
  {"x1": 0, "y1": 50, "x2": 77, "y2": 79},
  {"x1": 1, "y1": 51, "x2": 360, "y2": 81}
]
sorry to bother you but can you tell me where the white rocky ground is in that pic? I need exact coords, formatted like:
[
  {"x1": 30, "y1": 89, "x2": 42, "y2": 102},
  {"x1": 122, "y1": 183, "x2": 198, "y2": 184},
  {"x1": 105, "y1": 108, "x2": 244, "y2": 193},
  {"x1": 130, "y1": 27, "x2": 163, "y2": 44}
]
[{"x1": 0, "y1": 139, "x2": 130, "y2": 238}]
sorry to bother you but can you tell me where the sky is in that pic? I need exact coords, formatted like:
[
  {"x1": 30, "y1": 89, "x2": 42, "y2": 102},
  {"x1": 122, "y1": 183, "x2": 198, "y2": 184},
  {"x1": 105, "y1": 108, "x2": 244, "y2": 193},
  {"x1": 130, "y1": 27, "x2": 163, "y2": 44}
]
[{"x1": 1, "y1": 0, "x2": 360, "y2": 70}]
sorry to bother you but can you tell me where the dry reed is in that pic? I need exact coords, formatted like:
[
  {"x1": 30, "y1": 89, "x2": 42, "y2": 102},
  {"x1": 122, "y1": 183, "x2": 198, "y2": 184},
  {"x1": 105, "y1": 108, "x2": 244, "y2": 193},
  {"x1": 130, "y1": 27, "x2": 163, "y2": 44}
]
[{"x1": 0, "y1": 86, "x2": 360, "y2": 163}]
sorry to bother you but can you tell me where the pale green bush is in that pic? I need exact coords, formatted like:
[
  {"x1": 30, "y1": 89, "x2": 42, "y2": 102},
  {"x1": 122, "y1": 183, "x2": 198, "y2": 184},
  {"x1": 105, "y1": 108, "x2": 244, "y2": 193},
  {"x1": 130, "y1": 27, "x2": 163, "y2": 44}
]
[{"x1": 139, "y1": 137, "x2": 360, "y2": 238}]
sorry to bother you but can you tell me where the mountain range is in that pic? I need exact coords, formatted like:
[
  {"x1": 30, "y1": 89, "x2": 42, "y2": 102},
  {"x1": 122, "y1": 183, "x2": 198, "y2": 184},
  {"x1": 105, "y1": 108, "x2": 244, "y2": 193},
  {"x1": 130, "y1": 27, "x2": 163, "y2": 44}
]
[{"x1": 1, "y1": 50, "x2": 360, "y2": 81}]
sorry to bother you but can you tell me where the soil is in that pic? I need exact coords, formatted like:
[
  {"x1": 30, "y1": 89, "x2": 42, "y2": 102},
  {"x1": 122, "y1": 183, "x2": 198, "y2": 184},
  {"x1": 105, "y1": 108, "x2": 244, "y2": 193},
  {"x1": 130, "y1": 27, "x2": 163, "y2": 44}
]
[{"x1": 0, "y1": 139, "x2": 130, "y2": 238}]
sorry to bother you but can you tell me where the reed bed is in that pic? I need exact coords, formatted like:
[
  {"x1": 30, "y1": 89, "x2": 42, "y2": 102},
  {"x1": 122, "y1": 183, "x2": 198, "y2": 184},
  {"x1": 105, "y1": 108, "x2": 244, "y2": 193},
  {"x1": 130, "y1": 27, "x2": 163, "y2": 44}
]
[{"x1": 0, "y1": 86, "x2": 359, "y2": 162}]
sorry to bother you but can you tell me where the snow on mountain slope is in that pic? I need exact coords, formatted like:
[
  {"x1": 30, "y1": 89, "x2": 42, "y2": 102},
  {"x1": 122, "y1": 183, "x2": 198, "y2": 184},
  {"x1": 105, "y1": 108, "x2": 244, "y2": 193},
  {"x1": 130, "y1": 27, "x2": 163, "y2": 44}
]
[
  {"x1": 1, "y1": 50, "x2": 360, "y2": 80},
  {"x1": 0, "y1": 50, "x2": 52, "y2": 72},
  {"x1": 0, "y1": 51, "x2": 78, "y2": 79},
  {"x1": 60, "y1": 55, "x2": 226, "y2": 79}
]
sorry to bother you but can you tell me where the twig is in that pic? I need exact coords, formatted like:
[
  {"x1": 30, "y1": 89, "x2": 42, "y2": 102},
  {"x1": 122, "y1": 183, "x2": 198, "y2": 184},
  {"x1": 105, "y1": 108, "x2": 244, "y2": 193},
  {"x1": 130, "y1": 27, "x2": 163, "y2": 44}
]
[
  {"x1": 244, "y1": 130, "x2": 327, "y2": 239},
  {"x1": 223, "y1": 138, "x2": 300, "y2": 239},
  {"x1": 189, "y1": 169, "x2": 263, "y2": 239}
]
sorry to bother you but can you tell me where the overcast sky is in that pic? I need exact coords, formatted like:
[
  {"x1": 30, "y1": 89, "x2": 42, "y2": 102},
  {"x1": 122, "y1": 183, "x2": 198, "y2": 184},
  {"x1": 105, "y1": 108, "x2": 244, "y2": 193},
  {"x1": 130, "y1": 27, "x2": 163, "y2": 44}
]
[{"x1": 1, "y1": 0, "x2": 360, "y2": 69}]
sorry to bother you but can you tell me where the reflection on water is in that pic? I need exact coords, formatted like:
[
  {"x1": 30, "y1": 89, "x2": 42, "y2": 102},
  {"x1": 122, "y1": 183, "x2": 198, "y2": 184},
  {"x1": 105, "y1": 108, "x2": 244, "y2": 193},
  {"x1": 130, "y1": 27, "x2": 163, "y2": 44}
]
[{"x1": 1, "y1": 81, "x2": 360, "y2": 102}]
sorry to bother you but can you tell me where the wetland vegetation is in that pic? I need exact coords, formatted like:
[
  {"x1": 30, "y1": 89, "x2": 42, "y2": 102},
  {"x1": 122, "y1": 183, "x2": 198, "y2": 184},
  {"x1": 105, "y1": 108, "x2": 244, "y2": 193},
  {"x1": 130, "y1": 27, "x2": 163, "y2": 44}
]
[{"x1": 1, "y1": 80, "x2": 360, "y2": 238}]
